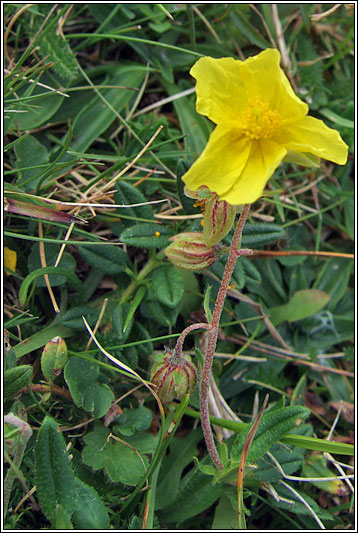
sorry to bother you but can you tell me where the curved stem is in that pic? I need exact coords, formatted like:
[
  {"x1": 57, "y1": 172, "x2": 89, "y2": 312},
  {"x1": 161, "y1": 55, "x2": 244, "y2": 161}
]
[
  {"x1": 173, "y1": 322, "x2": 214, "y2": 359},
  {"x1": 200, "y1": 204, "x2": 251, "y2": 469}
]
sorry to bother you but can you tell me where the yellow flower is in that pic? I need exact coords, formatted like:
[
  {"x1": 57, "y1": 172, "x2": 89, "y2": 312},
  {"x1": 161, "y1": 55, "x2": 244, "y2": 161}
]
[
  {"x1": 4, "y1": 247, "x2": 17, "y2": 276},
  {"x1": 182, "y1": 48, "x2": 348, "y2": 205}
]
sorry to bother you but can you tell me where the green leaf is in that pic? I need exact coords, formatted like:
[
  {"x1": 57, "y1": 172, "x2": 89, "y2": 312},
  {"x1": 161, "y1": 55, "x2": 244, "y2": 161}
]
[
  {"x1": 157, "y1": 457, "x2": 223, "y2": 523},
  {"x1": 344, "y1": 197, "x2": 354, "y2": 240},
  {"x1": 64, "y1": 357, "x2": 114, "y2": 418},
  {"x1": 240, "y1": 255, "x2": 262, "y2": 282},
  {"x1": 33, "y1": 26, "x2": 79, "y2": 81},
  {"x1": 61, "y1": 305, "x2": 100, "y2": 331},
  {"x1": 161, "y1": 82, "x2": 213, "y2": 160},
  {"x1": 114, "y1": 180, "x2": 154, "y2": 224},
  {"x1": 13, "y1": 325, "x2": 74, "y2": 359},
  {"x1": 320, "y1": 108, "x2": 354, "y2": 129},
  {"x1": 115, "y1": 406, "x2": 152, "y2": 436},
  {"x1": 281, "y1": 435, "x2": 354, "y2": 455},
  {"x1": 120, "y1": 223, "x2": 173, "y2": 248},
  {"x1": 19, "y1": 267, "x2": 83, "y2": 306},
  {"x1": 254, "y1": 444, "x2": 304, "y2": 483},
  {"x1": 118, "y1": 431, "x2": 159, "y2": 454},
  {"x1": 232, "y1": 406, "x2": 311, "y2": 465},
  {"x1": 34, "y1": 416, "x2": 76, "y2": 525},
  {"x1": 155, "y1": 428, "x2": 202, "y2": 510},
  {"x1": 28, "y1": 244, "x2": 76, "y2": 287},
  {"x1": 151, "y1": 265, "x2": 184, "y2": 307},
  {"x1": 112, "y1": 303, "x2": 134, "y2": 341},
  {"x1": 4, "y1": 365, "x2": 32, "y2": 399},
  {"x1": 54, "y1": 505, "x2": 74, "y2": 529},
  {"x1": 240, "y1": 222, "x2": 286, "y2": 248},
  {"x1": 9, "y1": 76, "x2": 65, "y2": 132},
  {"x1": 210, "y1": 256, "x2": 246, "y2": 290},
  {"x1": 82, "y1": 424, "x2": 148, "y2": 486},
  {"x1": 269, "y1": 289, "x2": 331, "y2": 325},
  {"x1": 69, "y1": 66, "x2": 147, "y2": 155},
  {"x1": 72, "y1": 477, "x2": 110, "y2": 530},
  {"x1": 231, "y1": 7, "x2": 271, "y2": 49},
  {"x1": 313, "y1": 258, "x2": 353, "y2": 311},
  {"x1": 176, "y1": 159, "x2": 199, "y2": 215},
  {"x1": 270, "y1": 483, "x2": 334, "y2": 521},
  {"x1": 176, "y1": 269, "x2": 202, "y2": 319},
  {"x1": 211, "y1": 494, "x2": 238, "y2": 530},
  {"x1": 123, "y1": 286, "x2": 147, "y2": 332},
  {"x1": 15, "y1": 135, "x2": 49, "y2": 191},
  {"x1": 141, "y1": 298, "x2": 180, "y2": 326},
  {"x1": 78, "y1": 244, "x2": 131, "y2": 275}
]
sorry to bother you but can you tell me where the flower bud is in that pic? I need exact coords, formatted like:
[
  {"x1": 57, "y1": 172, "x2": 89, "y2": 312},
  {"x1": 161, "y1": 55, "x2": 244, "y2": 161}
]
[
  {"x1": 41, "y1": 337, "x2": 68, "y2": 382},
  {"x1": 203, "y1": 195, "x2": 236, "y2": 247},
  {"x1": 164, "y1": 232, "x2": 218, "y2": 271},
  {"x1": 150, "y1": 349, "x2": 197, "y2": 404}
]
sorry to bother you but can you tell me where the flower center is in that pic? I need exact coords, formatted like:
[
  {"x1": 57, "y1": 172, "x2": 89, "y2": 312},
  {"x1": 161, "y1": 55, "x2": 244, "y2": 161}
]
[{"x1": 240, "y1": 100, "x2": 281, "y2": 140}]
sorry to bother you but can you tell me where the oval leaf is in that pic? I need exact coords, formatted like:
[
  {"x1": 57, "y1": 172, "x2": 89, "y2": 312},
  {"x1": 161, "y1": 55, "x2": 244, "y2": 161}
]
[
  {"x1": 120, "y1": 223, "x2": 174, "y2": 248},
  {"x1": 152, "y1": 265, "x2": 184, "y2": 307},
  {"x1": 269, "y1": 289, "x2": 331, "y2": 325},
  {"x1": 35, "y1": 416, "x2": 76, "y2": 525},
  {"x1": 64, "y1": 357, "x2": 114, "y2": 418},
  {"x1": 72, "y1": 478, "x2": 110, "y2": 530},
  {"x1": 4, "y1": 365, "x2": 32, "y2": 399},
  {"x1": 78, "y1": 244, "x2": 130, "y2": 275}
]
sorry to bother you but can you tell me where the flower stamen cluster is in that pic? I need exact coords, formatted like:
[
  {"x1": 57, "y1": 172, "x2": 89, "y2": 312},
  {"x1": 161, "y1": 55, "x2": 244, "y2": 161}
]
[{"x1": 240, "y1": 100, "x2": 281, "y2": 140}]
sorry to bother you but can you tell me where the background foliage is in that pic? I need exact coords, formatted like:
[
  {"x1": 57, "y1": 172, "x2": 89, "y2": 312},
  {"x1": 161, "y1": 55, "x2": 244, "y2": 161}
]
[{"x1": 4, "y1": 3, "x2": 354, "y2": 530}]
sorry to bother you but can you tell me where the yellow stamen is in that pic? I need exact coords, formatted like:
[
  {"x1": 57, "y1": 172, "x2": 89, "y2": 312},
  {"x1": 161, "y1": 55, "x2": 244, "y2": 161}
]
[{"x1": 241, "y1": 100, "x2": 281, "y2": 140}]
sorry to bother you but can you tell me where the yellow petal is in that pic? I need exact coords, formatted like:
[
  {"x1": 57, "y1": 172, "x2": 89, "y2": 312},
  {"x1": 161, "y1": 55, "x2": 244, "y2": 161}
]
[
  {"x1": 221, "y1": 139, "x2": 287, "y2": 205},
  {"x1": 182, "y1": 126, "x2": 287, "y2": 205},
  {"x1": 4, "y1": 247, "x2": 17, "y2": 276},
  {"x1": 182, "y1": 125, "x2": 252, "y2": 196},
  {"x1": 239, "y1": 49, "x2": 308, "y2": 121},
  {"x1": 190, "y1": 57, "x2": 248, "y2": 125},
  {"x1": 276, "y1": 115, "x2": 348, "y2": 165}
]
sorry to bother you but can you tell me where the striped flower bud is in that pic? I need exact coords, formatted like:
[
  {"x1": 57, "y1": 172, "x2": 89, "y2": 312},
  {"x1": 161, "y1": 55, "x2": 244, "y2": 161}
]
[
  {"x1": 203, "y1": 194, "x2": 236, "y2": 247},
  {"x1": 150, "y1": 349, "x2": 197, "y2": 404},
  {"x1": 41, "y1": 337, "x2": 68, "y2": 382},
  {"x1": 164, "y1": 232, "x2": 218, "y2": 271}
]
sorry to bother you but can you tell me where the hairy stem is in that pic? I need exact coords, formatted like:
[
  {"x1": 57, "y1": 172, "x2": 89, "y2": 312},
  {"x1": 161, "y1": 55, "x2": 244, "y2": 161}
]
[
  {"x1": 173, "y1": 322, "x2": 214, "y2": 359},
  {"x1": 200, "y1": 204, "x2": 251, "y2": 469}
]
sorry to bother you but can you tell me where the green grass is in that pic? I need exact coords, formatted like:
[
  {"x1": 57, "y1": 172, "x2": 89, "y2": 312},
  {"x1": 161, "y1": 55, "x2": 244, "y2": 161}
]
[{"x1": 4, "y1": 4, "x2": 354, "y2": 530}]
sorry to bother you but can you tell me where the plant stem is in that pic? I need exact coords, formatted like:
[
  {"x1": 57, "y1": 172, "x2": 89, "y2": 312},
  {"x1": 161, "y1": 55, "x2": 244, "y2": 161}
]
[
  {"x1": 119, "y1": 253, "x2": 163, "y2": 304},
  {"x1": 200, "y1": 204, "x2": 251, "y2": 469},
  {"x1": 173, "y1": 322, "x2": 213, "y2": 359}
]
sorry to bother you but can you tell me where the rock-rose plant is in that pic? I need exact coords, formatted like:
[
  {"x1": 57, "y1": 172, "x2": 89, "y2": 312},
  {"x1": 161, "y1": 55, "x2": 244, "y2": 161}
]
[{"x1": 160, "y1": 48, "x2": 348, "y2": 470}]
